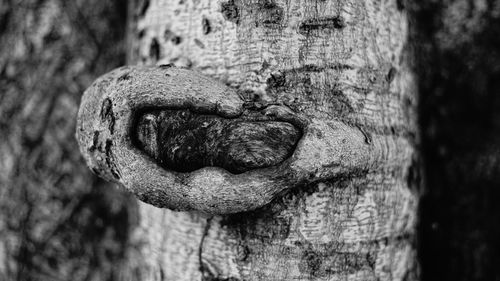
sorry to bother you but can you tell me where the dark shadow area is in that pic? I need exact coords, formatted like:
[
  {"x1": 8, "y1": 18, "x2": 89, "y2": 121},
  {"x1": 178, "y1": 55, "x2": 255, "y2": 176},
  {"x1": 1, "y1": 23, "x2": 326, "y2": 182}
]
[{"x1": 410, "y1": 1, "x2": 500, "y2": 280}]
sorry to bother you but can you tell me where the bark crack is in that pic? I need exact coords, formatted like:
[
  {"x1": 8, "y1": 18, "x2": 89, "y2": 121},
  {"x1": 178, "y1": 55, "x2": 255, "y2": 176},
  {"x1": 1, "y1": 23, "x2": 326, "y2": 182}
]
[{"x1": 199, "y1": 217, "x2": 213, "y2": 280}]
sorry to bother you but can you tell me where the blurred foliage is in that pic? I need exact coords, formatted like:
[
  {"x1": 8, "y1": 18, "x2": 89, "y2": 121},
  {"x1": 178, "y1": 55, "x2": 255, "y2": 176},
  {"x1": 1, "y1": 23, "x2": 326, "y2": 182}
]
[{"x1": 0, "y1": 0, "x2": 140, "y2": 280}]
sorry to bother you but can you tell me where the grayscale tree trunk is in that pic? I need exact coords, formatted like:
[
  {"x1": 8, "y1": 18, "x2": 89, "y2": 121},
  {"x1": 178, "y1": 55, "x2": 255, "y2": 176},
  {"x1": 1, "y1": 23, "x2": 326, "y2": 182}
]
[{"x1": 123, "y1": 0, "x2": 420, "y2": 280}]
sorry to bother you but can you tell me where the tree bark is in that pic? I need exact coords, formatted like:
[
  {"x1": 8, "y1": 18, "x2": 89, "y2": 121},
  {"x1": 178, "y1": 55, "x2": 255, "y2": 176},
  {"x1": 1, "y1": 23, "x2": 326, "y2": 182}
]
[{"x1": 126, "y1": 0, "x2": 419, "y2": 280}]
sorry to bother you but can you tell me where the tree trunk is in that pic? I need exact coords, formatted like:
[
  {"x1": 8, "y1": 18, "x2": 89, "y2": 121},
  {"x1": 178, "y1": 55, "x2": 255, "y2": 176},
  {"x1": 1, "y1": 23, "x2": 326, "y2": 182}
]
[{"x1": 126, "y1": 0, "x2": 419, "y2": 280}]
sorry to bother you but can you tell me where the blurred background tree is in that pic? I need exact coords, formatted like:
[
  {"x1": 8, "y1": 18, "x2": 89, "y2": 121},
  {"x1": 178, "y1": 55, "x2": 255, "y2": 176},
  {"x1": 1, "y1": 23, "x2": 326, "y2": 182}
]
[{"x1": 0, "y1": 0, "x2": 140, "y2": 280}]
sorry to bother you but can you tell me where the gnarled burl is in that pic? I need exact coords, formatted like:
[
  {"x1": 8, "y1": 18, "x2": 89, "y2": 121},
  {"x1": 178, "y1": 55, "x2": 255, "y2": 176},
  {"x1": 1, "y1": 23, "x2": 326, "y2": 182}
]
[{"x1": 77, "y1": 65, "x2": 395, "y2": 214}]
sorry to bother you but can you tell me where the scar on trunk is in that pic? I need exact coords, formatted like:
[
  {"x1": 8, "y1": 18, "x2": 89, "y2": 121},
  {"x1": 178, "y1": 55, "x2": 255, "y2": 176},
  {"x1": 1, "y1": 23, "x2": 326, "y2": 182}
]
[{"x1": 133, "y1": 109, "x2": 301, "y2": 174}]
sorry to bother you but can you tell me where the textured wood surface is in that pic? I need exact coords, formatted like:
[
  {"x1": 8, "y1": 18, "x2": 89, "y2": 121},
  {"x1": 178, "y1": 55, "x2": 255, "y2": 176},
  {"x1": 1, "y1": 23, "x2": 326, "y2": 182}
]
[{"x1": 118, "y1": 0, "x2": 419, "y2": 280}]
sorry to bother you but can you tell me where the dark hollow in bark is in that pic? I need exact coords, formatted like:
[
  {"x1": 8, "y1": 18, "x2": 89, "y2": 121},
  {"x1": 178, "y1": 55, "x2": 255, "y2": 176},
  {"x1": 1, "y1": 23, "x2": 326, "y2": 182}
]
[{"x1": 133, "y1": 109, "x2": 301, "y2": 174}]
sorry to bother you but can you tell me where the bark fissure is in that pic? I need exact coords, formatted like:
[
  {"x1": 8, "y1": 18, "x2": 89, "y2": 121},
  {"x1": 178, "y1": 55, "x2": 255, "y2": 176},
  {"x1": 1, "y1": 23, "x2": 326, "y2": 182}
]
[{"x1": 199, "y1": 217, "x2": 214, "y2": 281}]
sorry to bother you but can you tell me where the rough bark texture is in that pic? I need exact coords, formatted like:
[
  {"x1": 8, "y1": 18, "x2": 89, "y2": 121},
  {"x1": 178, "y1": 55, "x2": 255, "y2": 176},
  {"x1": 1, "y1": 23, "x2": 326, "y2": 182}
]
[
  {"x1": 0, "y1": 1, "x2": 141, "y2": 280},
  {"x1": 126, "y1": 0, "x2": 419, "y2": 280},
  {"x1": 409, "y1": 1, "x2": 500, "y2": 281}
]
